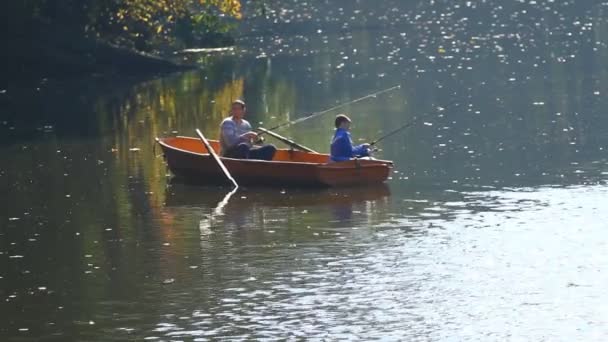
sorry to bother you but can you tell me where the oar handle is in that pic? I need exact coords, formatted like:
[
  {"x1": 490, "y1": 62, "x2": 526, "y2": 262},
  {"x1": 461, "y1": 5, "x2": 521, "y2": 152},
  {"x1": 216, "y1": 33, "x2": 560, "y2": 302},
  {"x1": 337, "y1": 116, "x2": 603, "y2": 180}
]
[{"x1": 257, "y1": 127, "x2": 317, "y2": 153}]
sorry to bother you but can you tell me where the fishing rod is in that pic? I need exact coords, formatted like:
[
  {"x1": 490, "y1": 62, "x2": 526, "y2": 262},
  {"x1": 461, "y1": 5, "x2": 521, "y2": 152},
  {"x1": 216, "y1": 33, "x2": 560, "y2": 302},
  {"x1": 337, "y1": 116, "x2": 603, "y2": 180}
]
[
  {"x1": 370, "y1": 116, "x2": 430, "y2": 146},
  {"x1": 368, "y1": 94, "x2": 471, "y2": 146},
  {"x1": 263, "y1": 84, "x2": 401, "y2": 133}
]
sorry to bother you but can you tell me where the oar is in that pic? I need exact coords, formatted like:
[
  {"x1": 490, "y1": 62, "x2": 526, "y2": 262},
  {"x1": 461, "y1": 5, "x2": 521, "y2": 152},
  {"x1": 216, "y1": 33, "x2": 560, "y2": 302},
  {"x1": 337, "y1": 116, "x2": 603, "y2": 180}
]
[
  {"x1": 195, "y1": 129, "x2": 238, "y2": 189},
  {"x1": 262, "y1": 85, "x2": 401, "y2": 133},
  {"x1": 213, "y1": 186, "x2": 239, "y2": 216},
  {"x1": 257, "y1": 127, "x2": 317, "y2": 153}
]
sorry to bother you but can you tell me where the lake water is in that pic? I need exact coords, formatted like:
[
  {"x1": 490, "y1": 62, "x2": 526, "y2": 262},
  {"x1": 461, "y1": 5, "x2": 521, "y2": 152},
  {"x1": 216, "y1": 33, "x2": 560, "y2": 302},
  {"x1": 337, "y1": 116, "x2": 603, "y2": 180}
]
[{"x1": 2, "y1": 1, "x2": 608, "y2": 340}]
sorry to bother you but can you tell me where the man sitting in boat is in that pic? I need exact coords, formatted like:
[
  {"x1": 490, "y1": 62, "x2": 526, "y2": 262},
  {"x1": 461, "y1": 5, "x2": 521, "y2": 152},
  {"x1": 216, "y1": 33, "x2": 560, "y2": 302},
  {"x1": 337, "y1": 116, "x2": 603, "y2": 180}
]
[
  {"x1": 330, "y1": 114, "x2": 371, "y2": 162},
  {"x1": 219, "y1": 100, "x2": 277, "y2": 160}
]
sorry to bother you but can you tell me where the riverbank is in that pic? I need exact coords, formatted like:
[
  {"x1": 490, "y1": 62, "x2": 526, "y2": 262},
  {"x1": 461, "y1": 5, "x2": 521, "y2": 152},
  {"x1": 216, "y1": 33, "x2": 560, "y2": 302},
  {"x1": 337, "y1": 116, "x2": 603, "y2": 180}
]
[{"x1": 1, "y1": 29, "x2": 196, "y2": 87}]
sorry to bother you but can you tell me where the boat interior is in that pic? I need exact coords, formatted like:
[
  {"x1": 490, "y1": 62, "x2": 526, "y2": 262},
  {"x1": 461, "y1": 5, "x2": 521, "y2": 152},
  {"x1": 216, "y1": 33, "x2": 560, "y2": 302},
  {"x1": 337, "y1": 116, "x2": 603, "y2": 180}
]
[{"x1": 162, "y1": 136, "x2": 331, "y2": 163}]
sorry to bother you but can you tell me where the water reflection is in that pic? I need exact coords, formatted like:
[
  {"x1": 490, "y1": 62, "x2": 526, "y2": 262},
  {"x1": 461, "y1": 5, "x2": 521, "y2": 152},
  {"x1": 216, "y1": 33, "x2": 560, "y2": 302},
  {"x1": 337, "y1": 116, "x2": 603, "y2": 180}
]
[
  {"x1": 164, "y1": 182, "x2": 392, "y2": 231},
  {"x1": 2, "y1": 0, "x2": 608, "y2": 340}
]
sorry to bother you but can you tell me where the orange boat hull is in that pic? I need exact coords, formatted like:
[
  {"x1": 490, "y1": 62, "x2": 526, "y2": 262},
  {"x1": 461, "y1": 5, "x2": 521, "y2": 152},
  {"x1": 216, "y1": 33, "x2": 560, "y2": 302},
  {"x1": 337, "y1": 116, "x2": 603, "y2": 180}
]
[{"x1": 156, "y1": 136, "x2": 393, "y2": 187}]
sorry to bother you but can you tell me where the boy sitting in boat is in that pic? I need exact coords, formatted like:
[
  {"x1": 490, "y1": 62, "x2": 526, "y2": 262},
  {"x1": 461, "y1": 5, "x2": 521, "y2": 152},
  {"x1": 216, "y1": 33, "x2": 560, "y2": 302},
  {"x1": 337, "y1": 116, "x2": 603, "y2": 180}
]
[
  {"x1": 219, "y1": 100, "x2": 276, "y2": 160},
  {"x1": 330, "y1": 114, "x2": 371, "y2": 162}
]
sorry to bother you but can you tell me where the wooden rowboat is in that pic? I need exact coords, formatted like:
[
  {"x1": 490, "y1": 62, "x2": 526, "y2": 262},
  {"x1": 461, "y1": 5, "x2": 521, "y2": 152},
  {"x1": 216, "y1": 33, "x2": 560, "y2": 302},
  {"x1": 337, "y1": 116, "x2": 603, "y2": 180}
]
[{"x1": 155, "y1": 136, "x2": 393, "y2": 187}]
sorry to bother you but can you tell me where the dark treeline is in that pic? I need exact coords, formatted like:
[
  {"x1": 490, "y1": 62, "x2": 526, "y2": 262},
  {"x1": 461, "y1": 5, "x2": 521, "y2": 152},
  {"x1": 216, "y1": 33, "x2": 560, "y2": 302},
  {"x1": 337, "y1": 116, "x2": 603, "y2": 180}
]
[{"x1": 0, "y1": 1, "x2": 246, "y2": 82}]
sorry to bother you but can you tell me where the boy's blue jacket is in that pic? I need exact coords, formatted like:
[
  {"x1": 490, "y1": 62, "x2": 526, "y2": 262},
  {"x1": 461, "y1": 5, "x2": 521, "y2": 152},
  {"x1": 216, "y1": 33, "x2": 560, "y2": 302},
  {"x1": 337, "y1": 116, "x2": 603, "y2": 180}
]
[{"x1": 330, "y1": 128, "x2": 369, "y2": 162}]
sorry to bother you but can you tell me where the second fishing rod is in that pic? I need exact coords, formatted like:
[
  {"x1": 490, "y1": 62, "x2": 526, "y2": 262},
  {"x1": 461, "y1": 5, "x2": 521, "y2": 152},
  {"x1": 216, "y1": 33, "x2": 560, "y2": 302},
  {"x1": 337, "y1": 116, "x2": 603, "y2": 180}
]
[{"x1": 369, "y1": 116, "x2": 432, "y2": 147}]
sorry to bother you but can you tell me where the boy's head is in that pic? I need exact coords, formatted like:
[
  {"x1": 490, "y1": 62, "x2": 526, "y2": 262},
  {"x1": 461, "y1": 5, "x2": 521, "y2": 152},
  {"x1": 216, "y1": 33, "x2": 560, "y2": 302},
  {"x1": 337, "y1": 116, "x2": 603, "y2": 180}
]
[{"x1": 334, "y1": 114, "x2": 352, "y2": 129}]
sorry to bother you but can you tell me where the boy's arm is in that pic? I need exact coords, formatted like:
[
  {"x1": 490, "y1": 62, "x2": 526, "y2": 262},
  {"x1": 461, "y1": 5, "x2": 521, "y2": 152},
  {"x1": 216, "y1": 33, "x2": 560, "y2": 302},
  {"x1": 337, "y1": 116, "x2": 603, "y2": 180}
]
[{"x1": 352, "y1": 143, "x2": 370, "y2": 157}]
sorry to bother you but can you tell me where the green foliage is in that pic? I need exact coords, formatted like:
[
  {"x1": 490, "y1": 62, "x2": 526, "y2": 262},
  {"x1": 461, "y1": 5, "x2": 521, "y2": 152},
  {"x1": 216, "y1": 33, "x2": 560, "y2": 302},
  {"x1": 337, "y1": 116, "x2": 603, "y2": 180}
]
[
  {"x1": 3, "y1": 0, "x2": 243, "y2": 51},
  {"x1": 111, "y1": 0, "x2": 242, "y2": 50}
]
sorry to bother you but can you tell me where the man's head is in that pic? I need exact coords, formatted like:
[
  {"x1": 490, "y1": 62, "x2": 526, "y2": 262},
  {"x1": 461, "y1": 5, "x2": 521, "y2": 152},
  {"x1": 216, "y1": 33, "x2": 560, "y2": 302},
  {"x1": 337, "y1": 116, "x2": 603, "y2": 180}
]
[
  {"x1": 231, "y1": 99, "x2": 246, "y2": 119},
  {"x1": 335, "y1": 114, "x2": 352, "y2": 129}
]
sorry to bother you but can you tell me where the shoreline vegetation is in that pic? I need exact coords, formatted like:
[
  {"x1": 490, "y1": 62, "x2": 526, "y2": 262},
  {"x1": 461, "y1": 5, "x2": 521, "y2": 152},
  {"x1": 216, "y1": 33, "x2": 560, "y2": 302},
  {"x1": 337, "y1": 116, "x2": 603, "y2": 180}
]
[{"x1": 1, "y1": 1, "x2": 252, "y2": 83}]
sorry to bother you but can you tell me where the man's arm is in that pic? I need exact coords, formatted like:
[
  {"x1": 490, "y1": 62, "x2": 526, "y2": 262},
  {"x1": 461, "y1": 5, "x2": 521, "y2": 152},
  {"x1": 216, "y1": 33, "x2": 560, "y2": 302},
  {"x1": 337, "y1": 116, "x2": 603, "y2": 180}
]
[
  {"x1": 222, "y1": 121, "x2": 257, "y2": 148},
  {"x1": 221, "y1": 121, "x2": 240, "y2": 147},
  {"x1": 241, "y1": 120, "x2": 257, "y2": 140}
]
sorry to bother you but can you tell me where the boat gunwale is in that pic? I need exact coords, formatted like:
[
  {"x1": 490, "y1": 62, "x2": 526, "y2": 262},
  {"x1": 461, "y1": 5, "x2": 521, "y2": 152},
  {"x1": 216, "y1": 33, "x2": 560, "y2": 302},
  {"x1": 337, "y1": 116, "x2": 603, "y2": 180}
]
[{"x1": 156, "y1": 136, "x2": 393, "y2": 168}]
